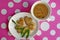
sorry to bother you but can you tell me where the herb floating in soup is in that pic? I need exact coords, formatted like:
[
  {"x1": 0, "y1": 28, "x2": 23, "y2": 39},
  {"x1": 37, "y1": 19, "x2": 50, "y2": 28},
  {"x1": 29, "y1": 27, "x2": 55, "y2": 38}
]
[
  {"x1": 12, "y1": 16, "x2": 36, "y2": 38},
  {"x1": 33, "y1": 4, "x2": 49, "y2": 19}
]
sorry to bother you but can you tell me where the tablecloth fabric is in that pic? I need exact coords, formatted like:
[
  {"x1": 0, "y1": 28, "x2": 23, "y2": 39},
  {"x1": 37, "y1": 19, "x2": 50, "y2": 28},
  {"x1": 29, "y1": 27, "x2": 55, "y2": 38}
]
[{"x1": 0, "y1": 0, "x2": 60, "y2": 40}]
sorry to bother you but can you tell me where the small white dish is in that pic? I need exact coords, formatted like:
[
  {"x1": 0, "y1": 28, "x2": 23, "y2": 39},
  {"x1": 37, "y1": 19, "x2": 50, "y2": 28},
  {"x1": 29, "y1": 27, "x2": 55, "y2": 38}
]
[
  {"x1": 8, "y1": 12, "x2": 38, "y2": 39},
  {"x1": 31, "y1": 1, "x2": 51, "y2": 21}
]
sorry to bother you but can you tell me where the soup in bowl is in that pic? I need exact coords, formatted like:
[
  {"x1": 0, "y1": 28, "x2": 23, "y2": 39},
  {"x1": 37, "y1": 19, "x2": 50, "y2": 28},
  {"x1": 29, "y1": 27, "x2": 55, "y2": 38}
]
[{"x1": 31, "y1": 1, "x2": 51, "y2": 21}]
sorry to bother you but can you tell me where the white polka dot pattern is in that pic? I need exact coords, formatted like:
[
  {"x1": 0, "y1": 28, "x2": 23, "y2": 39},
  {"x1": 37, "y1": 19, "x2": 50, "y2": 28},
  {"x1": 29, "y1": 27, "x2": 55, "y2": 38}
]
[
  {"x1": 13, "y1": 0, "x2": 21, "y2": 3},
  {"x1": 47, "y1": 16, "x2": 55, "y2": 21},
  {"x1": 41, "y1": 22, "x2": 50, "y2": 31},
  {"x1": 1, "y1": 23, "x2": 7, "y2": 29},
  {"x1": 50, "y1": 30, "x2": 56, "y2": 36},
  {"x1": 50, "y1": 16, "x2": 55, "y2": 21},
  {"x1": 56, "y1": 37, "x2": 60, "y2": 40},
  {"x1": 57, "y1": 9, "x2": 60, "y2": 15},
  {"x1": 36, "y1": 30, "x2": 42, "y2": 36},
  {"x1": 0, "y1": 0, "x2": 60, "y2": 40},
  {"x1": 8, "y1": 16, "x2": 12, "y2": 20},
  {"x1": 1, "y1": 37, "x2": 7, "y2": 40},
  {"x1": 15, "y1": 9, "x2": 20, "y2": 13},
  {"x1": 51, "y1": 2, "x2": 56, "y2": 8},
  {"x1": 57, "y1": 23, "x2": 60, "y2": 29},
  {"x1": 23, "y1": 2, "x2": 28, "y2": 8},
  {"x1": 8, "y1": 2, "x2": 14, "y2": 8},
  {"x1": 41, "y1": 0, "x2": 50, "y2": 3},
  {"x1": 1, "y1": 9, "x2": 7, "y2": 15},
  {"x1": 42, "y1": 37, "x2": 48, "y2": 40}
]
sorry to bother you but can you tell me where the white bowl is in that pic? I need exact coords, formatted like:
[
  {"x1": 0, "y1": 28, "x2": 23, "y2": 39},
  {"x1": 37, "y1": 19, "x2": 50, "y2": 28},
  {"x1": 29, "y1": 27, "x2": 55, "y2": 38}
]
[
  {"x1": 31, "y1": 1, "x2": 51, "y2": 21},
  {"x1": 8, "y1": 12, "x2": 38, "y2": 39}
]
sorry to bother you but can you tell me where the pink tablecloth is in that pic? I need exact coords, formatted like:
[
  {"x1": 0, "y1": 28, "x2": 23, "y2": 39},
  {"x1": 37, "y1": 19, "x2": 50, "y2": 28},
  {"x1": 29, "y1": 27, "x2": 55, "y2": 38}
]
[{"x1": 0, "y1": 0, "x2": 60, "y2": 40}]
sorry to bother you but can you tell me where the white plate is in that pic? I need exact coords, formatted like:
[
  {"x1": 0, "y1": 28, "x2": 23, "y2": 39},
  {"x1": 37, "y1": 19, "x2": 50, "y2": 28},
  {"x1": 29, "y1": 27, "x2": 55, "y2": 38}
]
[{"x1": 8, "y1": 12, "x2": 38, "y2": 39}]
